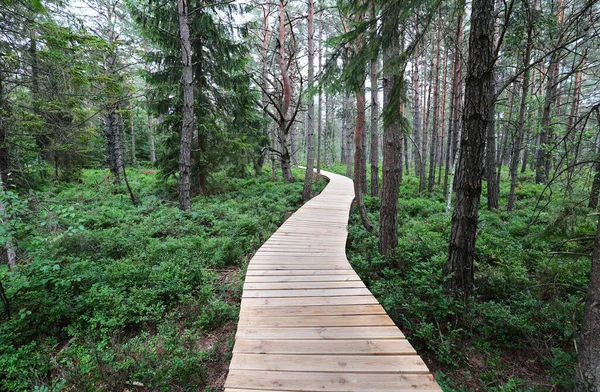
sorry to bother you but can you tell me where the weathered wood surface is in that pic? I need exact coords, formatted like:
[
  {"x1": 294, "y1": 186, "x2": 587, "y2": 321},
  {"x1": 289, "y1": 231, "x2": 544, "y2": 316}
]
[{"x1": 224, "y1": 170, "x2": 441, "y2": 392}]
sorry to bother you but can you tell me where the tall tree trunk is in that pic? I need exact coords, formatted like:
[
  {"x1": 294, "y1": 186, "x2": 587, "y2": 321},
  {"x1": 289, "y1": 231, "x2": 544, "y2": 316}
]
[
  {"x1": 302, "y1": 0, "x2": 315, "y2": 200},
  {"x1": 325, "y1": 89, "x2": 331, "y2": 167},
  {"x1": 369, "y1": 1, "x2": 379, "y2": 196},
  {"x1": 130, "y1": 100, "x2": 136, "y2": 165},
  {"x1": 353, "y1": 9, "x2": 373, "y2": 231},
  {"x1": 438, "y1": 46, "x2": 449, "y2": 185},
  {"x1": 444, "y1": 5, "x2": 464, "y2": 196},
  {"x1": 379, "y1": 20, "x2": 401, "y2": 256},
  {"x1": 443, "y1": 49, "x2": 456, "y2": 196},
  {"x1": 486, "y1": 73, "x2": 499, "y2": 209},
  {"x1": 508, "y1": 7, "x2": 533, "y2": 213},
  {"x1": 177, "y1": 0, "x2": 194, "y2": 210},
  {"x1": 412, "y1": 45, "x2": 422, "y2": 177},
  {"x1": 496, "y1": 82, "x2": 517, "y2": 185},
  {"x1": 148, "y1": 116, "x2": 156, "y2": 164},
  {"x1": 105, "y1": 109, "x2": 124, "y2": 184},
  {"x1": 536, "y1": 0, "x2": 564, "y2": 184},
  {"x1": 0, "y1": 197, "x2": 16, "y2": 270},
  {"x1": 345, "y1": 94, "x2": 353, "y2": 177},
  {"x1": 428, "y1": 20, "x2": 441, "y2": 193},
  {"x1": 421, "y1": 52, "x2": 432, "y2": 193},
  {"x1": 277, "y1": 0, "x2": 294, "y2": 183},
  {"x1": 590, "y1": 123, "x2": 600, "y2": 209},
  {"x1": 445, "y1": 0, "x2": 494, "y2": 298},
  {"x1": 341, "y1": 94, "x2": 347, "y2": 165},
  {"x1": 317, "y1": 13, "x2": 323, "y2": 174},
  {"x1": 568, "y1": 68, "x2": 583, "y2": 173},
  {"x1": 0, "y1": 70, "x2": 9, "y2": 187},
  {"x1": 574, "y1": 197, "x2": 600, "y2": 391}
]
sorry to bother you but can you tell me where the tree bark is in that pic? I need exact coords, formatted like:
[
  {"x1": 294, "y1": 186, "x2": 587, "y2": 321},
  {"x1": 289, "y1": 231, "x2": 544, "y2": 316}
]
[
  {"x1": 508, "y1": 6, "x2": 533, "y2": 213},
  {"x1": 574, "y1": 204, "x2": 600, "y2": 391},
  {"x1": 379, "y1": 20, "x2": 401, "y2": 256},
  {"x1": 428, "y1": 20, "x2": 441, "y2": 193},
  {"x1": 177, "y1": 0, "x2": 194, "y2": 210},
  {"x1": 277, "y1": 0, "x2": 294, "y2": 183},
  {"x1": 412, "y1": 45, "x2": 422, "y2": 177},
  {"x1": 445, "y1": 0, "x2": 494, "y2": 298},
  {"x1": 317, "y1": 13, "x2": 323, "y2": 174},
  {"x1": 438, "y1": 46, "x2": 449, "y2": 185},
  {"x1": 130, "y1": 100, "x2": 136, "y2": 165},
  {"x1": 105, "y1": 109, "x2": 124, "y2": 184},
  {"x1": 369, "y1": 0, "x2": 379, "y2": 196},
  {"x1": 486, "y1": 72, "x2": 499, "y2": 209},
  {"x1": 0, "y1": 70, "x2": 9, "y2": 187},
  {"x1": 421, "y1": 51, "x2": 432, "y2": 193},
  {"x1": 536, "y1": 0, "x2": 565, "y2": 184},
  {"x1": 302, "y1": 0, "x2": 315, "y2": 201}
]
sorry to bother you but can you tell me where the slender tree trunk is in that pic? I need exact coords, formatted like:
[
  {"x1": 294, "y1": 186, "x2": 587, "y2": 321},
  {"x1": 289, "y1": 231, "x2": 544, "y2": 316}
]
[
  {"x1": 438, "y1": 46, "x2": 449, "y2": 185},
  {"x1": 568, "y1": 68, "x2": 583, "y2": 173},
  {"x1": 341, "y1": 94, "x2": 347, "y2": 165},
  {"x1": 590, "y1": 124, "x2": 600, "y2": 209},
  {"x1": 508, "y1": 10, "x2": 533, "y2": 213},
  {"x1": 148, "y1": 117, "x2": 156, "y2": 164},
  {"x1": 353, "y1": 9, "x2": 372, "y2": 230},
  {"x1": 536, "y1": 1, "x2": 564, "y2": 184},
  {"x1": 574, "y1": 197, "x2": 600, "y2": 391},
  {"x1": 345, "y1": 95, "x2": 353, "y2": 177},
  {"x1": 451, "y1": 8, "x2": 464, "y2": 168},
  {"x1": 105, "y1": 109, "x2": 124, "y2": 184},
  {"x1": 177, "y1": 0, "x2": 194, "y2": 210},
  {"x1": 0, "y1": 71, "x2": 9, "y2": 187},
  {"x1": 443, "y1": 50, "x2": 456, "y2": 196},
  {"x1": 379, "y1": 21, "x2": 401, "y2": 256},
  {"x1": 497, "y1": 83, "x2": 517, "y2": 185},
  {"x1": 325, "y1": 89, "x2": 331, "y2": 167},
  {"x1": 0, "y1": 198, "x2": 16, "y2": 270},
  {"x1": 277, "y1": 0, "x2": 294, "y2": 183},
  {"x1": 412, "y1": 45, "x2": 422, "y2": 177},
  {"x1": 421, "y1": 52, "x2": 432, "y2": 193},
  {"x1": 317, "y1": 13, "x2": 323, "y2": 174},
  {"x1": 302, "y1": 0, "x2": 316, "y2": 200},
  {"x1": 486, "y1": 73, "x2": 499, "y2": 209},
  {"x1": 130, "y1": 100, "x2": 136, "y2": 165},
  {"x1": 370, "y1": 2, "x2": 379, "y2": 196},
  {"x1": 428, "y1": 20, "x2": 441, "y2": 193},
  {"x1": 445, "y1": 6, "x2": 464, "y2": 196},
  {"x1": 446, "y1": 0, "x2": 494, "y2": 298}
]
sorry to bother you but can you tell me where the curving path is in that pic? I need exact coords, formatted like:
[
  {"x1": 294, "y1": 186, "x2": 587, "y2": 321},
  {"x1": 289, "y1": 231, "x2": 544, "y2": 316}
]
[{"x1": 224, "y1": 170, "x2": 442, "y2": 392}]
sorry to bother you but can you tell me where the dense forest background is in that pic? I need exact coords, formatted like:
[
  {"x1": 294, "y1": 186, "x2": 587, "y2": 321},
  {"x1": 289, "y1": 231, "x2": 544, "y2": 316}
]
[{"x1": 1, "y1": 0, "x2": 600, "y2": 390}]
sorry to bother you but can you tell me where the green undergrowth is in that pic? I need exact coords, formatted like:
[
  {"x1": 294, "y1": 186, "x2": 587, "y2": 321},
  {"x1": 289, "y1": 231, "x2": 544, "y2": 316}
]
[
  {"x1": 333, "y1": 166, "x2": 593, "y2": 391},
  {"x1": 0, "y1": 167, "x2": 326, "y2": 391}
]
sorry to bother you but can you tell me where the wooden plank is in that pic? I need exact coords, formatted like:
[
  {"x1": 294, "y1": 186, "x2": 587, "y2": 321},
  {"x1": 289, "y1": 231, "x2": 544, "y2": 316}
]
[
  {"x1": 243, "y1": 281, "x2": 365, "y2": 290},
  {"x1": 235, "y1": 326, "x2": 404, "y2": 340},
  {"x1": 239, "y1": 304, "x2": 387, "y2": 317},
  {"x1": 244, "y1": 275, "x2": 361, "y2": 283},
  {"x1": 232, "y1": 339, "x2": 416, "y2": 355},
  {"x1": 242, "y1": 288, "x2": 371, "y2": 298},
  {"x1": 247, "y1": 264, "x2": 353, "y2": 270},
  {"x1": 238, "y1": 315, "x2": 395, "y2": 327},
  {"x1": 245, "y1": 269, "x2": 356, "y2": 276},
  {"x1": 230, "y1": 354, "x2": 430, "y2": 373},
  {"x1": 224, "y1": 370, "x2": 442, "y2": 391},
  {"x1": 240, "y1": 296, "x2": 379, "y2": 307}
]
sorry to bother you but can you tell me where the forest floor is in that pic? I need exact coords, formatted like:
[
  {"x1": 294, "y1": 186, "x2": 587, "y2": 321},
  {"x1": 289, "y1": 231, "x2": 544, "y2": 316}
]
[
  {"x1": 1, "y1": 165, "x2": 592, "y2": 391},
  {"x1": 336, "y1": 164, "x2": 593, "y2": 392},
  {"x1": 0, "y1": 167, "x2": 326, "y2": 391}
]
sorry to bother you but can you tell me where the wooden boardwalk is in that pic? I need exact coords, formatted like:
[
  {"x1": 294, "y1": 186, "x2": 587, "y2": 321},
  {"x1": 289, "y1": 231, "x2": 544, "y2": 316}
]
[{"x1": 224, "y1": 170, "x2": 441, "y2": 392}]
